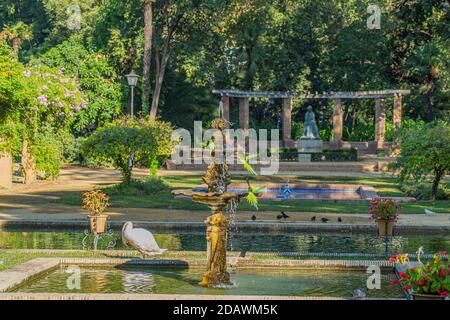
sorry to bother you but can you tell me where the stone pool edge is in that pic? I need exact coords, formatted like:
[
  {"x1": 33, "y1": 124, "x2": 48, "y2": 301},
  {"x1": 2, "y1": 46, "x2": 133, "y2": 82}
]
[
  {"x1": 1, "y1": 219, "x2": 449, "y2": 234},
  {"x1": 0, "y1": 257, "x2": 398, "y2": 299}
]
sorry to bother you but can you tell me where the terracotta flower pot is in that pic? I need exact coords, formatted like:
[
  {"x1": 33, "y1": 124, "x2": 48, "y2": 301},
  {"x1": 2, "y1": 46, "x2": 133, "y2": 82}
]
[
  {"x1": 412, "y1": 293, "x2": 447, "y2": 300},
  {"x1": 88, "y1": 214, "x2": 109, "y2": 234},
  {"x1": 377, "y1": 220, "x2": 395, "y2": 236}
]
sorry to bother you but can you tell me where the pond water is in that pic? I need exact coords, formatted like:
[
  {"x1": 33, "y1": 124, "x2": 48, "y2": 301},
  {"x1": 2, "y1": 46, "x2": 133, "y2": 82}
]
[
  {"x1": 192, "y1": 186, "x2": 362, "y2": 200},
  {"x1": 1, "y1": 229, "x2": 449, "y2": 255},
  {"x1": 12, "y1": 266, "x2": 403, "y2": 298}
]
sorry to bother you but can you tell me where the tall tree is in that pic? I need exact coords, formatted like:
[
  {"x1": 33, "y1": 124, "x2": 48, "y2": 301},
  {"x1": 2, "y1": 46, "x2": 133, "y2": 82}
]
[
  {"x1": 142, "y1": 0, "x2": 154, "y2": 114},
  {"x1": 388, "y1": 0, "x2": 449, "y2": 120},
  {"x1": 149, "y1": 0, "x2": 215, "y2": 120},
  {"x1": 0, "y1": 22, "x2": 32, "y2": 58}
]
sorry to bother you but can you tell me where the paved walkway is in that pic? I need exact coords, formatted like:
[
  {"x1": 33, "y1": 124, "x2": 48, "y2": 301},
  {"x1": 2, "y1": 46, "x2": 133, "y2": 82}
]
[{"x1": 0, "y1": 165, "x2": 449, "y2": 227}]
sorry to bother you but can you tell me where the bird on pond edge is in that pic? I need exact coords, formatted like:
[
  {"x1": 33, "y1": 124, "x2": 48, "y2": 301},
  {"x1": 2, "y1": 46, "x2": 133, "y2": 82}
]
[
  {"x1": 321, "y1": 217, "x2": 329, "y2": 223},
  {"x1": 122, "y1": 222, "x2": 167, "y2": 258},
  {"x1": 251, "y1": 214, "x2": 257, "y2": 221},
  {"x1": 277, "y1": 212, "x2": 290, "y2": 221}
]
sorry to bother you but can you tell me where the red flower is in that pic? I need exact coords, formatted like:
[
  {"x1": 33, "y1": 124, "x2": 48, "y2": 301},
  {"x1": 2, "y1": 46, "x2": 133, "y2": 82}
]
[
  {"x1": 440, "y1": 251, "x2": 447, "y2": 256},
  {"x1": 439, "y1": 291, "x2": 448, "y2": 297},
  {"x1": 391, "y1": 279, "x2": 398, "y2": 285},
  {"x1": 416, "y1": 281, "x2": 425, "y2": 285},
  {"x1": 402, "y1": 286, "x2": 411, "y2": 291},
  {"x1": 389, "y1": 257, "x2": 396, "y2": 263},
  {"x1": 399, "y1": 272, "x2": 409, "y2": 280},
  {"x1": 440, "y1": 269, "x2": 447, "y2": 277}
]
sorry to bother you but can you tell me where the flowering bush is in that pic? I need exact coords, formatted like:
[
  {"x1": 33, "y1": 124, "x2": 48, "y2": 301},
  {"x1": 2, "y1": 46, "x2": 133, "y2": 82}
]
[
  {"x1": 82, "y1": 117, "x2": 174, "y2": 184},
  {"x1": 390, "y1": 252, "x2": 449, "y2": 297},
  {"x1": 368, "y1": 198, "x2": 400, "y2": 221},
  {"x1": 0, "y1": 43, "x2": 87, "y2": 181},
  {"x1": 82, "y1": 190, "x2": 111, "y2": 216}
]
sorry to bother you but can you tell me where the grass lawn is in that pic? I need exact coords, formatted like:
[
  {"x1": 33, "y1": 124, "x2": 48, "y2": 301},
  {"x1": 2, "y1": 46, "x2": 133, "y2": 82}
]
[{"x1": 55, "y1": 174, "x2": 450, "y2": 215}]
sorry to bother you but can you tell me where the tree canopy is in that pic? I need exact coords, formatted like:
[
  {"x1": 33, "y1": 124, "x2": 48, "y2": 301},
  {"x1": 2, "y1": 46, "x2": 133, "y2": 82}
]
[{"x1": 0, "y1": 0, "x2": 448, "y2": 135}]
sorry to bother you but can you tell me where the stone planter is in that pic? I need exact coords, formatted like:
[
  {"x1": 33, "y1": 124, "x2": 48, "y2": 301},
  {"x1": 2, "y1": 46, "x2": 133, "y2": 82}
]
[
  {"x1": 88, "y1": 214, "x2": 109, "y2": 234},
  {"x1": 412, "y1": 293, "x2": 447, "y2": 300},
  {"x1": 376, "y1": 220, "x2": 395, "y2": 236}
]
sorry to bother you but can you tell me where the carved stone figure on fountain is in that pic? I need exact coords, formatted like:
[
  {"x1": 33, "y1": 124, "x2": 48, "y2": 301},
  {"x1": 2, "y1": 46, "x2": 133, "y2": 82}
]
[
  {"x1": 298, "y1": 106, "x2": 323, "y2": 153},
  {"x1": 199, "y1": 213, "x2": 231, "y2": 286},
  {"x1": 202, "y1": 161, "x2": 230, "y2": 193},
  {"x1": 202, "y1": 118, "x2": 231, "y2": 193}
]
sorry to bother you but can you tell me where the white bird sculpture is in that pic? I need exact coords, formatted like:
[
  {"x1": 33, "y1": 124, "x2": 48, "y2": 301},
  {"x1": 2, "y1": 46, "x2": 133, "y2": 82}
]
[{"x1": 122, "y1": 222, "x2": 167, "y2": 257}]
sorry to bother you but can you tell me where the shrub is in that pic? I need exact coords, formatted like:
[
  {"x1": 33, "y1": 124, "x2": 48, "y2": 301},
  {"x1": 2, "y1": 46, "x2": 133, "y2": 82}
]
[
  {"x1": 278, "y1": 148, "x2": 358, "y2": 162},
  {"x1": 32, "y1": 130, "x2": 62, "y2": 179},
  {"x1": 82, "y1": 117, "x2": 174, "y2": 184},
  {"x1": 0, "y1": 44, "x2": 87, "y2": 182},
  {"x1": 321, "y1": 148, "x2": 358, "y2": 161},
  {"x1": 106, "y1": 177, "x2": 169, "y2": 196},
  {"x1": 391, "y1": 121, "x2": 450, "y2": 200},
  {"x1": 401, "y1": 183, "x2": 449, "y2": 200}
]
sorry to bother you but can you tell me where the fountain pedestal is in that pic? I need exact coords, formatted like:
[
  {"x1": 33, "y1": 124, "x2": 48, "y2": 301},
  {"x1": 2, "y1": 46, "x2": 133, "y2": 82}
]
[
  {"x1": 173, "y1": 190, "x2": 243, "y2": 287},
  {"x1": 199, "y1": 212, "x2": 230, "y2": 287}
]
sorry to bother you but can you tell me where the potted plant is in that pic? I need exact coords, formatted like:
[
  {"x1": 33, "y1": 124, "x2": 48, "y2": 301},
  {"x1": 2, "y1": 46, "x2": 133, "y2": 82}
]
[
  {"x1": 390, "y1": 252, "x2": 449, "y2": 300},
  {"x1": 368, "y1": 198, "x2": 400, "y2": 236},
  {"x1": 82, "y1": 190, "x2": 111, "y2": 233}
]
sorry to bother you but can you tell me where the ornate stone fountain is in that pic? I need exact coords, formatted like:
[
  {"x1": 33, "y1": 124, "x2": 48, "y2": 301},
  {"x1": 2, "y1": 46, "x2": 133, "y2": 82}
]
[{"x1": 172, "y1": 118, "x2": 245, "y2": 287}]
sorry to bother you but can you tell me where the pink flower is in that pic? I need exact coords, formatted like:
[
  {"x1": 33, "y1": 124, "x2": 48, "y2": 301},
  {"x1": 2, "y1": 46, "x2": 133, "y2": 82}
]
[
  {"x1": 37, "y1": 95, "x2": 49, "y2": 106},
  {"x1": 439, "y1": 251, "x2": 447, "y2": 256},
  {"x1": 391, "y1": 279, "x2": 398, "y2": 285}
]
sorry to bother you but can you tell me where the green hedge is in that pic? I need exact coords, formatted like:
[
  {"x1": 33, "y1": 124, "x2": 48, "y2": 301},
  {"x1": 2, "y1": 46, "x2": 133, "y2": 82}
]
[{"x1": 278, "y1": 148, "x2": 358, "y2": 162}]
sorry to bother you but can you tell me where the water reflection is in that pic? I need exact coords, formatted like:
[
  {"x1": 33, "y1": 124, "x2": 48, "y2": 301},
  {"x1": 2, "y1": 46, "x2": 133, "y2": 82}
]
[{"x1": 0, "y1": 230, "x2": 449, "y2": 255}]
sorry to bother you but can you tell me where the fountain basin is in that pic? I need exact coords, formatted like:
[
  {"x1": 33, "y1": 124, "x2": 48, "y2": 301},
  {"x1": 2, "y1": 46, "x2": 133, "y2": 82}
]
[
  {"x1": 190, "y1": 183, "x2": 377, "y2": 201},
  {"x1": 7, "y1": 262, "x2": 403, "y2": 299}
]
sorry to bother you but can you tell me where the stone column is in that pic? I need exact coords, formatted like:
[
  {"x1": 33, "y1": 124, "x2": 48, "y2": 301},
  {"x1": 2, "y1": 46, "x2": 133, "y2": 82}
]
[
  {"x1": 0, "y1": 152, "x2": 12, "y2": 189},
  {"x1": 221, "y1": 96, "x2": 230, "y2": 123},
  {"x1": 332, "y1": 98, "x2": 343, "y2": 145},
  {"x1": 282, "y1": 98, "x2": 293, "y2": 147},
  {"x1": 239, "y1": 97, "x2": 249, "y2": 132},
  {"x1": 393, "y1": 94, "x2": 402, "y2": 131},
  {"x1": 375, "y1": 98, "x2": 386, "y2": 149}
]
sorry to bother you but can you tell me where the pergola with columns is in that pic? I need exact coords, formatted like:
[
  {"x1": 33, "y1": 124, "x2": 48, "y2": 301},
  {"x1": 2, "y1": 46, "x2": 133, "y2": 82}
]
[{"x1": 213, "y1": 89, "x2": 410, "y2": 150}]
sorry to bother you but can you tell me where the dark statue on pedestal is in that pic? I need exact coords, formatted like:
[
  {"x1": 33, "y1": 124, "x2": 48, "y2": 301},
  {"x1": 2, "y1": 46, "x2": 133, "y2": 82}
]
[
  {"x1": 298, "y1": 105, "x2": 323, "y2": 155},
  {"x1": 301, "y1": 106, "x2": 321, "y2": 140}
]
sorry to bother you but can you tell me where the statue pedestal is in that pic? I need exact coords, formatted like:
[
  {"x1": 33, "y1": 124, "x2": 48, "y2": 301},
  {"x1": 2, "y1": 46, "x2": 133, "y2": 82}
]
[
  {"x1": 298, "y1": 153, "x2": 312, "y2": 163},
  {"x1": 172, "y1": 190, "x2": 241, "y2": 287},
  {"x1": 298, "y1": 139, "x2": 323, "y2": 153}
]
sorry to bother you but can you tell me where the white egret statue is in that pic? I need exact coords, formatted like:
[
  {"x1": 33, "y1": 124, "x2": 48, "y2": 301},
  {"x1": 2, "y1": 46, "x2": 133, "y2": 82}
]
[{"x1": 122, "y1": 222, "x2": 167, "y2": 257}]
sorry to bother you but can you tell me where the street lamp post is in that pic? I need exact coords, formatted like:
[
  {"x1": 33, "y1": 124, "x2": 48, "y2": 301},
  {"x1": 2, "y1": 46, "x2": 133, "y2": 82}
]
[
  {"x1": 125, "y1": 70, "x2": 139, "y2": 172},
  {"x1": 126, "y1": 70, "x2": 139, "y2": 117}
]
